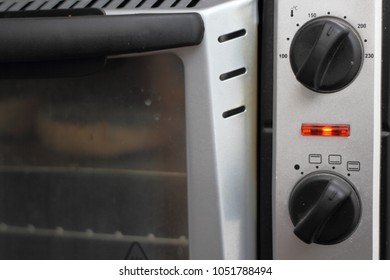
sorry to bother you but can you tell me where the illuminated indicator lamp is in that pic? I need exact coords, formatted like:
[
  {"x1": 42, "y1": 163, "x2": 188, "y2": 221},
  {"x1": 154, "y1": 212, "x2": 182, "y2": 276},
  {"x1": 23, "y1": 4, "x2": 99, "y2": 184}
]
[{"x1": 301, "y1": 124, "x2": 350, "y2": 137}]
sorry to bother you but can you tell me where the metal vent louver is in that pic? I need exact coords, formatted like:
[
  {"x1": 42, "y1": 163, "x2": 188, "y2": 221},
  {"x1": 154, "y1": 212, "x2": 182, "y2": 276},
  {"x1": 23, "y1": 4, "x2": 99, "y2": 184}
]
[{"x1": 0, "y1": 0, "x2": 201, "y2": 11}]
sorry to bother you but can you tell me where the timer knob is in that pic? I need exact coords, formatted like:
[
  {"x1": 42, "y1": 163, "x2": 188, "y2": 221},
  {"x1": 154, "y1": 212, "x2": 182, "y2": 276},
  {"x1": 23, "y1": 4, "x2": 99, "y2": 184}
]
[
  {"x1": 289, "y1": 172, "x2": 361, "y2": 245},
  {"x1": 290, "y1": 17, "x2": 363, "y2": 93}
]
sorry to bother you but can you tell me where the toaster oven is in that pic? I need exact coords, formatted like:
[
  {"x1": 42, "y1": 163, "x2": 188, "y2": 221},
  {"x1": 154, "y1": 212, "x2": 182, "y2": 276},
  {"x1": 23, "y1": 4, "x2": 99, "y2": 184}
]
[
  {"x1": 0, "y1": 0, "x2": 258, "y2": 259},
  {"x1": 3, "y1": 0, "x2": 388, "y2": 261}
]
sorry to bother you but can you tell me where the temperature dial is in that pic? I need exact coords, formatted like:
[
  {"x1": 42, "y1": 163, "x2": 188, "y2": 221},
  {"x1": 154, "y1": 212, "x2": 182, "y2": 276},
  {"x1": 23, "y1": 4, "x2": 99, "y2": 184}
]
[
  {"x1": 289, "y1": 172, "x2": 361, "y2": 245},
  {"x1": 290, "y1": 17, "x2": 363, "y2": 93}
]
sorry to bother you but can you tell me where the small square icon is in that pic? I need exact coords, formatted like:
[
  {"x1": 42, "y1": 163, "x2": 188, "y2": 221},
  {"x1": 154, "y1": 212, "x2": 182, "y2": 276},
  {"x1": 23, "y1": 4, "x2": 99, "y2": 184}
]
[
  {"x1": 347, "y1": 161, "x2": 360, "y2": 171},
  {"x1": 329, "y1": 155, "x2": 342, "y2": 165},
  {"x1": 309, "y1": 154, "x2": 322, "y2": 164}
]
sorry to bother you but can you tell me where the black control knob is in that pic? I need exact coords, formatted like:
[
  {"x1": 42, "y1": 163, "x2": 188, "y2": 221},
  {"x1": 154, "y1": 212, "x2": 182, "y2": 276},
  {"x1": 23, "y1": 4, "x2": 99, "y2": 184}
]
[
  {"x1": 290, "y1": 17, "x2": 363, "y2": 93},
  {"x1": 289, "y1": 172, "x2": 361, "y2": 245}
]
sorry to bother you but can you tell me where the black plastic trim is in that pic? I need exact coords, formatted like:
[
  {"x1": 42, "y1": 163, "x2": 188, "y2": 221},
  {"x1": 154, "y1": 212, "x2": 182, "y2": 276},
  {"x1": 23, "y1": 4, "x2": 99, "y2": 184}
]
[
  {"x1": 0, "y1": 10, "x2": 204, "y2": 63},
  {"x1": 381, "y1": 0, "x2": 390, "y2": 260},
  {"x1": 258, "y1": 0, "x2": 274, "y2": 260}
]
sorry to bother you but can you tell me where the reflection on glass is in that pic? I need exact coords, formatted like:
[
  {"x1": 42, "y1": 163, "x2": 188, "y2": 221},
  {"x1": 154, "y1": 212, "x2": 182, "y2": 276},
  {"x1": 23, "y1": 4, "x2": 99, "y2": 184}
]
[{"x1": 0, "y1": 54, "x2": 188, "y2": 259}]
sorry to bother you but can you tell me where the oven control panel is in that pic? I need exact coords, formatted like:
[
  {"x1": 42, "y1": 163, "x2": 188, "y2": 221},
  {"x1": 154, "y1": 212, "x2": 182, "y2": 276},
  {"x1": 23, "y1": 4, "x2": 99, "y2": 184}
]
[{"x1": 273, "y1": 0, "x2": 381, "y2": 259}]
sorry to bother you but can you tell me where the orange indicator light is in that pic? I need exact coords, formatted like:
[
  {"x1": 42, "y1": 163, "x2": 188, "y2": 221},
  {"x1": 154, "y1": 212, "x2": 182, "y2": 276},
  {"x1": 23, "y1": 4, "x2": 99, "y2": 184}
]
[{"x1": 301, "y1": 124, "x2": 350, "y2": 137}]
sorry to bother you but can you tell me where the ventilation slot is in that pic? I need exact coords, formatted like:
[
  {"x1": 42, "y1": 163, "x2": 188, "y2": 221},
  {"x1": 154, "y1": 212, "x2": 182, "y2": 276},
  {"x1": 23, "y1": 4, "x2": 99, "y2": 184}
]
[
  {"x1": 20, "y1": 1, "x2": 34, "y2": 10},
  {"x1": 186, "y1": 0, "x2": 199, "y2": 8},
  {"x1": 37, "y1": 1, "x2": 48, "y2": 9},
  {"x1": 102, "y1": 0, "x2": 112, "y2": 8},
  {"x1": 219, "y1": 67, "x2": 247, "y2": 81},
  {"x1": 5, "y1": 2, "x2": 16, "y2": 10},
  {"x1": 170, "y1": 0, "x2": 180, "y2": 7},
  {"x1": 218, "y1": 29, "x2": 247, "y2": 43},
  {"x1": 151, "y1": 0, "x2": 164, "y2": 8},
  {"x1": 85, "y1": 0, "x2": 99, "y2": 7},
  {"x1": 136, "y1": 0, "x2": 147, "y2": 7},
  {"x1": 52, "y1": 0, "x2": 65, "y2": 8},
  {"x1": 223, "y1": 106, "x2": 246, "y2": 119},
  {"x1": 0, "y1": 0, "x2": 200, "y2": 12},
  {"x1": 40, "y1": 0, "x2": 67, "y2": 9},
  {"x1": 117, "y1": 0, "x2": 131, "y2": 8}
]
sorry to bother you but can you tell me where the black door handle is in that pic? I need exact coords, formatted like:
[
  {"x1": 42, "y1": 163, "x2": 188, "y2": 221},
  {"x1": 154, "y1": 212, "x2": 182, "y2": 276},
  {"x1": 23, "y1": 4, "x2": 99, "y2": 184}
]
[{"x1": 0, "y1": 10, "x2": 204, "y2": 63}]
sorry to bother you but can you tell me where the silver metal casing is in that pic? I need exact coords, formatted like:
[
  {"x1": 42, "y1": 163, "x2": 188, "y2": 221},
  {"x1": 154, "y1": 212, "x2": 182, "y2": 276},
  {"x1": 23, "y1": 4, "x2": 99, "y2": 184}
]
[{"x1": 109, "y1": 0, "x2": 258, "y2": 260}]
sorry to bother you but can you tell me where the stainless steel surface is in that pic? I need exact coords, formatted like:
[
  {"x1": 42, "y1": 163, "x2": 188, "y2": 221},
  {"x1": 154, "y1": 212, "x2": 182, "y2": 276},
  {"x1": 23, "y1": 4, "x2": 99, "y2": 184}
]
[
  {"x1": 273, "y1": 0, "x2": 381, "y2": 259},
  {"x1": 110, "y1": 0, "x2": 258, "y2": 260},
  {"x1": 111, "y1": 0, "x2": 258, "y2": 260},
  {"x1": 181, "y1": 0, "x2": 258, "y2": 260}
]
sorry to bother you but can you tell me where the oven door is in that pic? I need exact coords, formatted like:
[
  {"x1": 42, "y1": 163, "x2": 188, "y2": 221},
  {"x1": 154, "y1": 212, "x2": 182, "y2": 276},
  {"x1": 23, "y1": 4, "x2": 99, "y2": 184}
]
[
  {"x1": 0, "y1": 0, "x2": 257, "y2": 260},
  {"x1": 0, "y1": 9, "x2": 202, "y2": 260}
]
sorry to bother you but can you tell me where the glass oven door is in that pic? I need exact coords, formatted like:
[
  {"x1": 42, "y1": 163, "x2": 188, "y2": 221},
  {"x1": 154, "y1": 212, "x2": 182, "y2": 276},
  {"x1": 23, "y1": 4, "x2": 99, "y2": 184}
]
[
  {"x1": 0, "y1": 8, "x2": 205, "y2": 260},
  {"x1": 0, "y1": 53, "x2": 189, "y2": 260}
]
